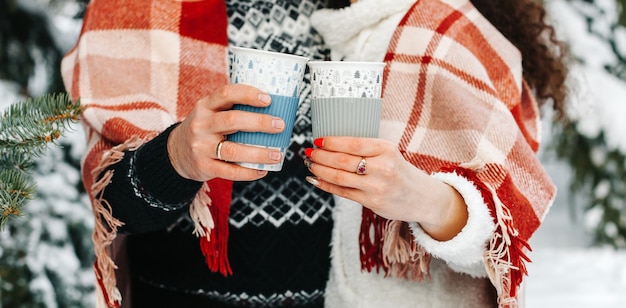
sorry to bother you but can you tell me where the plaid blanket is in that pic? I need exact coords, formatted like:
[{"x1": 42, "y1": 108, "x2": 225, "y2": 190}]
[
  {"x1": 61, "y1": 0, "x2": 232, "y2": 306},
  {"x1": 61, "y1": 0, "x2": 555, "y2": 307},
  {"x1": 373, "y1": 0, "x2": 555, "y2": 306}
]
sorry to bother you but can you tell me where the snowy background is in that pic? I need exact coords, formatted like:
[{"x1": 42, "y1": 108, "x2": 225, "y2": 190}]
[
  {"x1": 2, "y1": 0, "x2": 626, "y2": 306},
  {"x1": 527, "y1": 0, "x2": 626, "y2": 306},
  {"x1": 527, "y1": 140, "x2": 626, "y2": 307}
]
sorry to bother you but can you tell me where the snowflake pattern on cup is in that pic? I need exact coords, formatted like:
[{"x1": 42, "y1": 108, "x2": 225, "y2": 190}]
[
  {"x1": 230, "y1": 47, "x2": 309, "y2": 97},
  {"x1": 308, "y1": 61, "x2": 385, "y2": 98}
]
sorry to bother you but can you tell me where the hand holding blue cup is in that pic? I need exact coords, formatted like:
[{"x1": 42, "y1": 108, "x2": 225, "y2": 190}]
[{"x1": 228, "y1": 47, "x2": 309, "y2": 171}]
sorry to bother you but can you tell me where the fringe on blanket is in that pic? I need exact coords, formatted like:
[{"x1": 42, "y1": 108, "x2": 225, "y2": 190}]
[
  {"x1": 197, "y1": 178, "x2": 233, "y2": 276},
  {"x1": 382, "y1": 220, "x2": 431, "y2": 281},
  {"x1": 91, "y1": 136, "x2": 152, "y2": 308},
  {"x1": 482, "y1": 185, "x2": 531, "y2": 308},
  {"x1": 89, "y1": 134, "x2": 226, "y2": 307},
  {"x1": 359, "y1": 207, "x2": 431, "y2": 281},
  {"x1": 359, "y1": 157, "x2": 530, "y2": 308},
  {"x1": 450, "y1": 161, "x2": 531, "y2": 308}
]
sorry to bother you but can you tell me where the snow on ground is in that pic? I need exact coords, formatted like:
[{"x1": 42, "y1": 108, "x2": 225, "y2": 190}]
[{"x1": 527, "y1": 245, "x2": 626, "y2": 307}]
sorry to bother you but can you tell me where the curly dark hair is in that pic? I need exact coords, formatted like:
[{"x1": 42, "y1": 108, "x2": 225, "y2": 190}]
[
  {"x1": 327, "y1": 0, "x2": 569, "y2": 121},
  {"x1": 471, "y1": 0, "x2": 569, "y2": 121}
]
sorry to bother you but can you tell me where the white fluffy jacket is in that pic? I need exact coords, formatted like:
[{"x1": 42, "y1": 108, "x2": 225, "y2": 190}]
[{"x1": 312, "y1": 1, "x2": 499, "y2": 307}]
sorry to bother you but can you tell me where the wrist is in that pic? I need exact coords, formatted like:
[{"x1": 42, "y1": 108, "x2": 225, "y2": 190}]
[
  {"x1": 419, "y1": 183, "x2": 468, "y2": 241},
  {"x1": 137, "y1": 123, "x2": 204, "y2": 204},
  {"x1": 167, "y1": 123, "x2": 191, "y2": 180}
]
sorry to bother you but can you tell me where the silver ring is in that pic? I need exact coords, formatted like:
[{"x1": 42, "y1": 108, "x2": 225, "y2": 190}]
[
  {"x1": 216, "y1": 140, "x2": 225, "y2": 161},
  {"x1": 356, "y1": 158, "x2": 367, "y2": 175}
]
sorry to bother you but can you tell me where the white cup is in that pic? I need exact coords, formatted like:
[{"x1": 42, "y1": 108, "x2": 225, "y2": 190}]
[
  {"x1": 307, "y1": 61, "x2": 385, "y2": 99},
  {"x1": 230, "y1": 46, "x2": 309, "y2": 96},
  {"x1": 308, "y1": 61, "x2": 385, "y2": 139}
]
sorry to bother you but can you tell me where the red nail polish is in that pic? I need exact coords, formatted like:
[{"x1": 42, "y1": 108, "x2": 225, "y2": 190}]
[
  {"x1": 305, "y1": 148, "x2": 313, "y2": 158},
  {"x1": 314, "y1": 138, "x2": 324, "y2": 148}
]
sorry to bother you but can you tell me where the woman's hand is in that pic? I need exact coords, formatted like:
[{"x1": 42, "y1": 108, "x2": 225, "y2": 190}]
[
  {"x1": 305, "y1": 136, "x2": 468, "y2": 241},
  {"x1": 168, "y1": 84, "x2": 285, "y2": 182}
]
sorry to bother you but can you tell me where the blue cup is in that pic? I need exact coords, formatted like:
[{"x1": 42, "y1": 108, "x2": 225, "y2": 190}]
[{"x1": 227, "y1": 94, "x2": 299, "y2": 171}]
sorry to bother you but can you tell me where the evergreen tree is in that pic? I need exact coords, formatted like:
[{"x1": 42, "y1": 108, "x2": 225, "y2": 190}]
[
  {"x1": 0, "y1": 93, "x2": 81, "y2": 228},
  {"x1": 0, "y1": 0, "x2": 93, "y2": 306},
  {"x1": 549, "y1": 0, "x2": 626, "y2": 248}
]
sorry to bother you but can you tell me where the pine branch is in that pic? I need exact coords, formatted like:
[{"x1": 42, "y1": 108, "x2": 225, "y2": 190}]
[
  {"x1": 0, "y1": 93, "x2": 81, "y2": 156},
  {"x1": 0, "y1": 93, "x2": 81, "y2": 228},
  {"x1": 0, "y1": 169, "x2": 35, "y2": 227}
]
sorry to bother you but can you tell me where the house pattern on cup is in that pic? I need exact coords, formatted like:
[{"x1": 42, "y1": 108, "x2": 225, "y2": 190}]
[
  {"x1": 310, "y1": 67, "x2": 383, "y2": 98},
  {"x1": 231, "y1": 51, "x2": 306, "y2": 97}
]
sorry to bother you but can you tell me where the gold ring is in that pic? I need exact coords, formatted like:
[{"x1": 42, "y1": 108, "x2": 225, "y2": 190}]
[
  {"x1": 356, "y1": 158, "x2": 367, "y2": 175},
  {"x1": 216, "y1": 140, "x2": 225, "y2": 161}
]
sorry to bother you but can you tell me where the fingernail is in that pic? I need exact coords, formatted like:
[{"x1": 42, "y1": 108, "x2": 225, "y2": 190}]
[
  {"x1": 305, "y1": 148, "x2": 313, "y2": 158},
  {"x1": 305, "y1": 176, "x2": 320, "y2": 186},
  {"x1": 272, "y1": 119, "x2": 285, "y2": 129},
  {"x1": 304, "y1": 158, "x2": 313, "y2": 169},
  {"x1": 258, "y1": 93, "x2": 271, "y2": 104},
  {"x1": 269, "y1": 151, "x2": 281, "y2": 161},
  {"x1": 258, "y1": 170, "x2": 268, "y2": 176},
  {"x1": 314, "y1": 138, "x2": 324, "y2": 148}
]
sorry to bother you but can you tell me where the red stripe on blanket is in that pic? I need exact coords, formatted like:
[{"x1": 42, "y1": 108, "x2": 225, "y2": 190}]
[
  {"x1": 202, "y1": 178, "x2": 234, "y2": 276},
  {"x1": 180, "y1": 0, "x2": 228, "y2": 45},
  {"x1": 512, "y1": 84, "x2": 540, "y2": 152},
  {"x1": 101, "y1": 118, "x2": 156, "y2": 144},
  {"x1": 178, "y1": 0, "x2": 234, "y2": 278},
  {"x1": 496, "y1": 175, "x2": 541, "y2": 240},
  {"x1": 398, "y1": 9, "x2": 465, "y2": 150},
  {"x1": 86, "y1": 101, "x2": 169, "y2": 112},
  {"x1": 84, "y1": 0, "x2": 152, "y2": 30},
  {"x1": 435, "y1": 9, "x2": 463, "y2": 34},
  {"x1": 94, "y1": 260, "x2": 120, "y2": 308}
]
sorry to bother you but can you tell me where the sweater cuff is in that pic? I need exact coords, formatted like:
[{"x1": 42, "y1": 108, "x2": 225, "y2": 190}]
[
  {"x1": 408, "y1": 171, "x2": 494, "y2": 276},
  {"x1": 135, "y1": 123, "x2": 204, "y2": 206}
]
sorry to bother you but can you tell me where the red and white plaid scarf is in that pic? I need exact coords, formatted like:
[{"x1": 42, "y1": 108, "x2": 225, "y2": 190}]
[
  {"x1": 62, "y1": 1, "x2": 232, "y2": 306},
  {"x1": 371, "y1": 0, "x2": 555, "y2": 307},
  {"x1": 61, "y1": 0, "x2": 554, "y2": 307}
]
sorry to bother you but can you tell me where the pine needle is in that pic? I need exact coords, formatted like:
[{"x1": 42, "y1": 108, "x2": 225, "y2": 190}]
[{"x1": 0, "y1": 93, "x2": 81, "y2": 228}]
